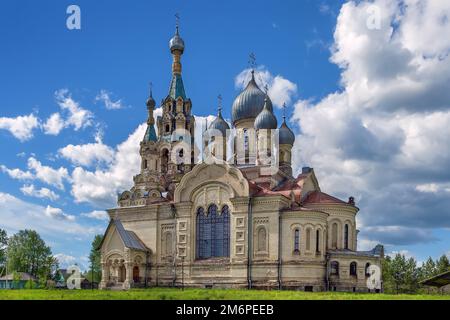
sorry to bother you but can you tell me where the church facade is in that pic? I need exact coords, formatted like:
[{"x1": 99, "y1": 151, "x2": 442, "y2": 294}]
[{"x1": 99, "y1": 25, "x2": 383, "y2": 292}]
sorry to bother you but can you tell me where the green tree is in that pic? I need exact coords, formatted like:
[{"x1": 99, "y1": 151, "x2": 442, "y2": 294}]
[
  {"x1": 0, "y1": 229, "x2": 7, "y2": 276},
  {"x1": 420, "y1": 257, "x2": 437, "y2": 280},
  {"x1": 383, "y1": 253, "x2": 419, "y2": 294},
  {"x1": 435, "y1": 254, "x2": 450, "y2": 274},
  {"x1": 6, "y1": 230, "x2": 58, "y2": 281},
  {"x1": 88, "y1": 234, "x2": 103, "y2": 283}
]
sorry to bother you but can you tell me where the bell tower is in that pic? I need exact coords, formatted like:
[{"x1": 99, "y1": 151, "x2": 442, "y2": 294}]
[{"x1": 156, "y1": 17, "x2": 196, "y2": 182}]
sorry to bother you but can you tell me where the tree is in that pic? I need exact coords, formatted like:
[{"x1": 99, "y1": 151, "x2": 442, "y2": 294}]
[
  {"x1": 88, "y1": 234, "x2": 103, "y2": 283},
  {"x1": 0, "y1": 229, "x2": 7, "y2": 276},
  {"x1": 420, "y1": 257, "x2": 437, "y2": 280},
  {"x1": 383, "y1": 253, "x2": 419, "y2": 294},
  {"x1": 436, "y1": 254, "x2": 450, "y2": 274},
  {"x1": 6, "y1": 230, "x2": 58, "y2": 281}
]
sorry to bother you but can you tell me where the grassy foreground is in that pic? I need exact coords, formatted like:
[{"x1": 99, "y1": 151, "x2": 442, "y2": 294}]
[{"x1": 0, "y1": 288, "x2": 449, "y2": 300}]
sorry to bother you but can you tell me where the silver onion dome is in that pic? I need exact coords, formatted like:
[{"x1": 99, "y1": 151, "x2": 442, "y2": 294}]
[
  {"x1": 169, "y1": 26, "x2": 185, "y2": 53},
  {"x1": 279, "y1": 119, "x2": 295, "y2": 145},
  {"x1": 254, "y1": 97, "x2": 278, "y2": 130},
  {"x1": 232, "y1": 71, "x2": 273, "y2": 125},
  {"x1": 209, "y1": 109, "x2": 230, "y2": 136}
]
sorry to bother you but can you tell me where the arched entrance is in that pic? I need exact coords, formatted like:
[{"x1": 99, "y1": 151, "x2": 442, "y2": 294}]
[
  {"x1": 133, "y1": 266, "x2": 140, "y2": 283},
  {"x1": 119, "y1": 265, "x2": 126, "y2": 282}
]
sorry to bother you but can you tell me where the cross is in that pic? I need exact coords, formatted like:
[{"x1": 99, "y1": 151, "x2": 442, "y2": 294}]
[
  {"x1": 175, "y1": 13, "x2": 180, "y2": 28},
  {"x1": 248, "y1": 52, "x2": 257, "y2": 70},
  {"x1": 264, "y1": 84, "x2": 269, "y2": 95},
  {"x1": 217, "y1": 94, "x2": 223, "y2": 112},
  {"x1": 282, "y1": 103, "x2": 287, "y2": 120},
  {"x1": 149, "y1": 82, "x2": 153, "y2": 97}
]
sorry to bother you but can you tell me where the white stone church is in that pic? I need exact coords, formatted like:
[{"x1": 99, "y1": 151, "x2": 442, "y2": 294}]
[{"x1": 99, "y1": 25, "x2": 383, "y2": 292}]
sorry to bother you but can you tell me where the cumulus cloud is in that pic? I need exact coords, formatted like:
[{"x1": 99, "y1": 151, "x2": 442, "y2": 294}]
[
  {"x1": 20, "y1": 184, "x2": 59, "y2": 201},
  {"x1": 58, "y1": 135, "x2": 115, "y2": 167},
  {"x1": 0, "y1": 113, "x2": 39, "y2": 141},
  {"x1": 54, "y1": 253, "x2": 77, "y2": 268},
  {"x1": 0, "y1": 192, "x2": 99, "y2": 237},
  {"x1": 95, "y1": 90, "x2": 126, "y2": 110},
  {"x1": 27, "y1": 157, "x2": 69, "y2": 190},
  {"x1": 81, "y1": 210, "x2": 109, "y2": 221},
  {"x1": 289, "y1": 0, "x2": 450, "y2": 246},
  {"x1": 0, "y1": 165, "x2": 34, "y2": 180},
  {"x1": 235, "y1": 67, "x2": 298, "y2": 108},
  {"x1": 70, "y1": 124, "x2": 147, "y2": 207},
  {"x1": 43, "y1": 113, "x2": 65, "y2": 136},
  {"x1": 44, "y1": 205, "x2": 75, "y2": 221}
]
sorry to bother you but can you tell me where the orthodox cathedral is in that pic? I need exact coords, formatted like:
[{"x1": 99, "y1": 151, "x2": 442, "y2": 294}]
[{"x1": 99, "y1": 24, "x2": 383, "y2": 292}]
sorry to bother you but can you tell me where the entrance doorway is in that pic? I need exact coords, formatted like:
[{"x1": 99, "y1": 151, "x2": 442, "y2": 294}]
[{"x1": 133, "y1": 266, "x2": 140, "y2": 283}]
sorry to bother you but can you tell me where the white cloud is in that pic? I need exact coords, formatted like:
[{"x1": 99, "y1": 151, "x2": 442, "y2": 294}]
[
  {"x1": 43, "y1": 113, "x2": 65, "y2": 135},
  {"x1": 70, "y1": 124, "x2": 147, "y2": 207},
  {"x1": 235, "y1": 67, "x2": 297, "y2": 108},
  {"x1": 54, "y1": 253, "x2": 77, "y2": 268},
  {"x1": 95, "y1": 90, "x2": 126, "y2": 110},
  {"x1": 0, "y1": 165, "x2": 34, "y2": 180},
  {"x1": 287, "y1": 0, "x2": 450, "y2": 246},
  {"x1": 58, "y1": 135, "x2": 115, "y2": 167},
  {"x1": 416, "y1": 183, "x2": 439, "y2": 193},
  {"x1": 81, "y1": 210, "x2": 109, "y2": 221},
  {"x1": 0, "y1": 192, "x2": 99, "y2": 237},
  {"x1": 44, "y1": 205, "x2": 75, "y2": 221},
  {"x1": 20, "y1": 184, "x2": 59, "y2": 201},
  {"x1": 54, "y1": 89, "x2": 93, "y2": 131},
  {"x1": 0, "y1": 113, "x2": 39, "y2": 141},
  {"x1": 27, "y1": 157, "x2": 69, "y2": 190}
]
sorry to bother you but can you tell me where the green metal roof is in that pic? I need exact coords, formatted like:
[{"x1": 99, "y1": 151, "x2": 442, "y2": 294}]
[
  {"x1": 168, "y1": 74, "x2": 186, "y2": 100},
  {"x1": 144, "y1": 124, "x2": 157, "y2": 142}
]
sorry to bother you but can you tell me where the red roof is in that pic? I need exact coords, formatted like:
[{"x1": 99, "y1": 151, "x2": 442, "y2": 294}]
[{"x1": 302, "y1": 191, "x2": 347, "y2": 205}]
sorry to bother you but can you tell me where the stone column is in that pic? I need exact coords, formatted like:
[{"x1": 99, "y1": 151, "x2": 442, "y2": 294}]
[
  {"x1": 122, "y1": 262, "x2": 133, "y2": 290},
  {"x1": 99, "y1": 262, "x2": 109, "y2": 290}
]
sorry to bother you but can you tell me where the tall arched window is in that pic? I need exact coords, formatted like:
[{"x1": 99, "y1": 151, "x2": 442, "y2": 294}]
[
  {"x1": 196, "y1": 205, "x2": 230, "y2": 260},
  {"x1": 344, "y1": 224, "x2": 349, "y2": 249},
  {"x1": 331, "y1": 261, "x2": 339, "y2": 275},
  {"x1": 294, "y1": 229, "x2": 300, "y2": 252},
  {"x1": 257, "y1": 227, "x2": 267, "y2": 252},
  {"x1": 316, "y1": 229, "x2": 320, "y2": 253},
  {"x1": 365, "y1": 263, "x2": 371, "y2": 277},
  {"x1": 350, "y1": 262, "x2": 357, "y2": 276},
  {"x1": 165, "y1": 232, "x2": 172, "y2": 256},
  {"x1": 332, "y1": 223, "x2": 338, "y2": 249},
  {"x1": 306, "y1": 228, "x2": 311, "y2": 251}
]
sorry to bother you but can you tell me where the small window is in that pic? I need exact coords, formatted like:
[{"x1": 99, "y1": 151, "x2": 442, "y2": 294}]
[
  {"x1": 165, "y1": 124, "x2": 170, "y2": 133},
  {"x1": 143, "y1": 160, "x2": 148, "y2": 169},
  {"x1": 316, "y1": 229, "x2": 320, "y2": 253},
  {"x1": 344, "y1": 224, "x2": 349, "y2": 249},
  {"x1": 365, "y1": 263, "x2": 371, "y2": 277}
]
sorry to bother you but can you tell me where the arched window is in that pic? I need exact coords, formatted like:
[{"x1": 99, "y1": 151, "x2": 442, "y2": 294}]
[
  {"x1": 365, "y1": 263, "x2": 371, "y2": 277},
  {"x1": 143, "y1": 159, "x2": 148, "y2": 169},
  {"x1": 350, "y1": 262, "x2": 357, "y2": 276},
  {"x1": 161, "y1": 149, "x2": 169, "y2": 173},
  {"x1": 196, "y1": 205, "x2": 230, "y2": 260},
  {"x1": 344, "y1": 224, "x2": 349, "y2": 249},
  {"x1": 332, "y1": 223, "x2": 338, "y2": 249},
  {"x1": 331, "y1": 261, "x2": 339, "y2": 275},
  {"x1": 316, "y1": 229, "x2": 320, "y2": 253},
  {"x1": 306, "y1": 228, "x2": 311, "y2": 251},
  {"x1": 294, "y1": 229, "x2": 300, "y2": 252},
  {"x1": 257, "y1": 227, "x2": 267, "y2": 252},
  {"x1": 165, "y1": 233, "x2": 172, "y2": 256},
  {"x1": 165, "y1": 124, "x2": 170, "y2": 133}
]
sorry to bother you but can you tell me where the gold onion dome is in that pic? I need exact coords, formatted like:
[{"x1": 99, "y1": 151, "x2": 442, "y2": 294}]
[{"x1": 231, "y1": 71, "x2": 273, "y2": 125}]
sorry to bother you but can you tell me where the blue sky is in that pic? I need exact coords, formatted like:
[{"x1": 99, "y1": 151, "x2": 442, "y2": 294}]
[{"x1": 1, "y1": 0, "x2": 449, "y2": 268}]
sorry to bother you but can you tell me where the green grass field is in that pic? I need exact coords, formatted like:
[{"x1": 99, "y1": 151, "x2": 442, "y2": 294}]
[{"x1": 0, "y1": 288, "x2": 449, "y2": 300}]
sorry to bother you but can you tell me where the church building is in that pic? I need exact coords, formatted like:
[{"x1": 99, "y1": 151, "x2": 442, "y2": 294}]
[{"x1": 98, "y1": 24, "x2": 383, "y2": 292}]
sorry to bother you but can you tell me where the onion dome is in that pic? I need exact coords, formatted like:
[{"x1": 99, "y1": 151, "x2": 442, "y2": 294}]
[
  {"x1": 169, "y1": 26, "x2": 185, "y2": 53},
  {"x1": 279, "y1": 118, "x2": 295, "y2": 145},
  {"x1": 254, "y1": 97, "x2": 278, "y2": 130},
  {"x1": 146, "y1": 94, "x2": 155, "y2": 109},
  {"x1": 209, "y1": 108, "x2": 230, "y2": 136},
  {"x1": 232, "y1": 71, "x2": 273, "y2": 125}
]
